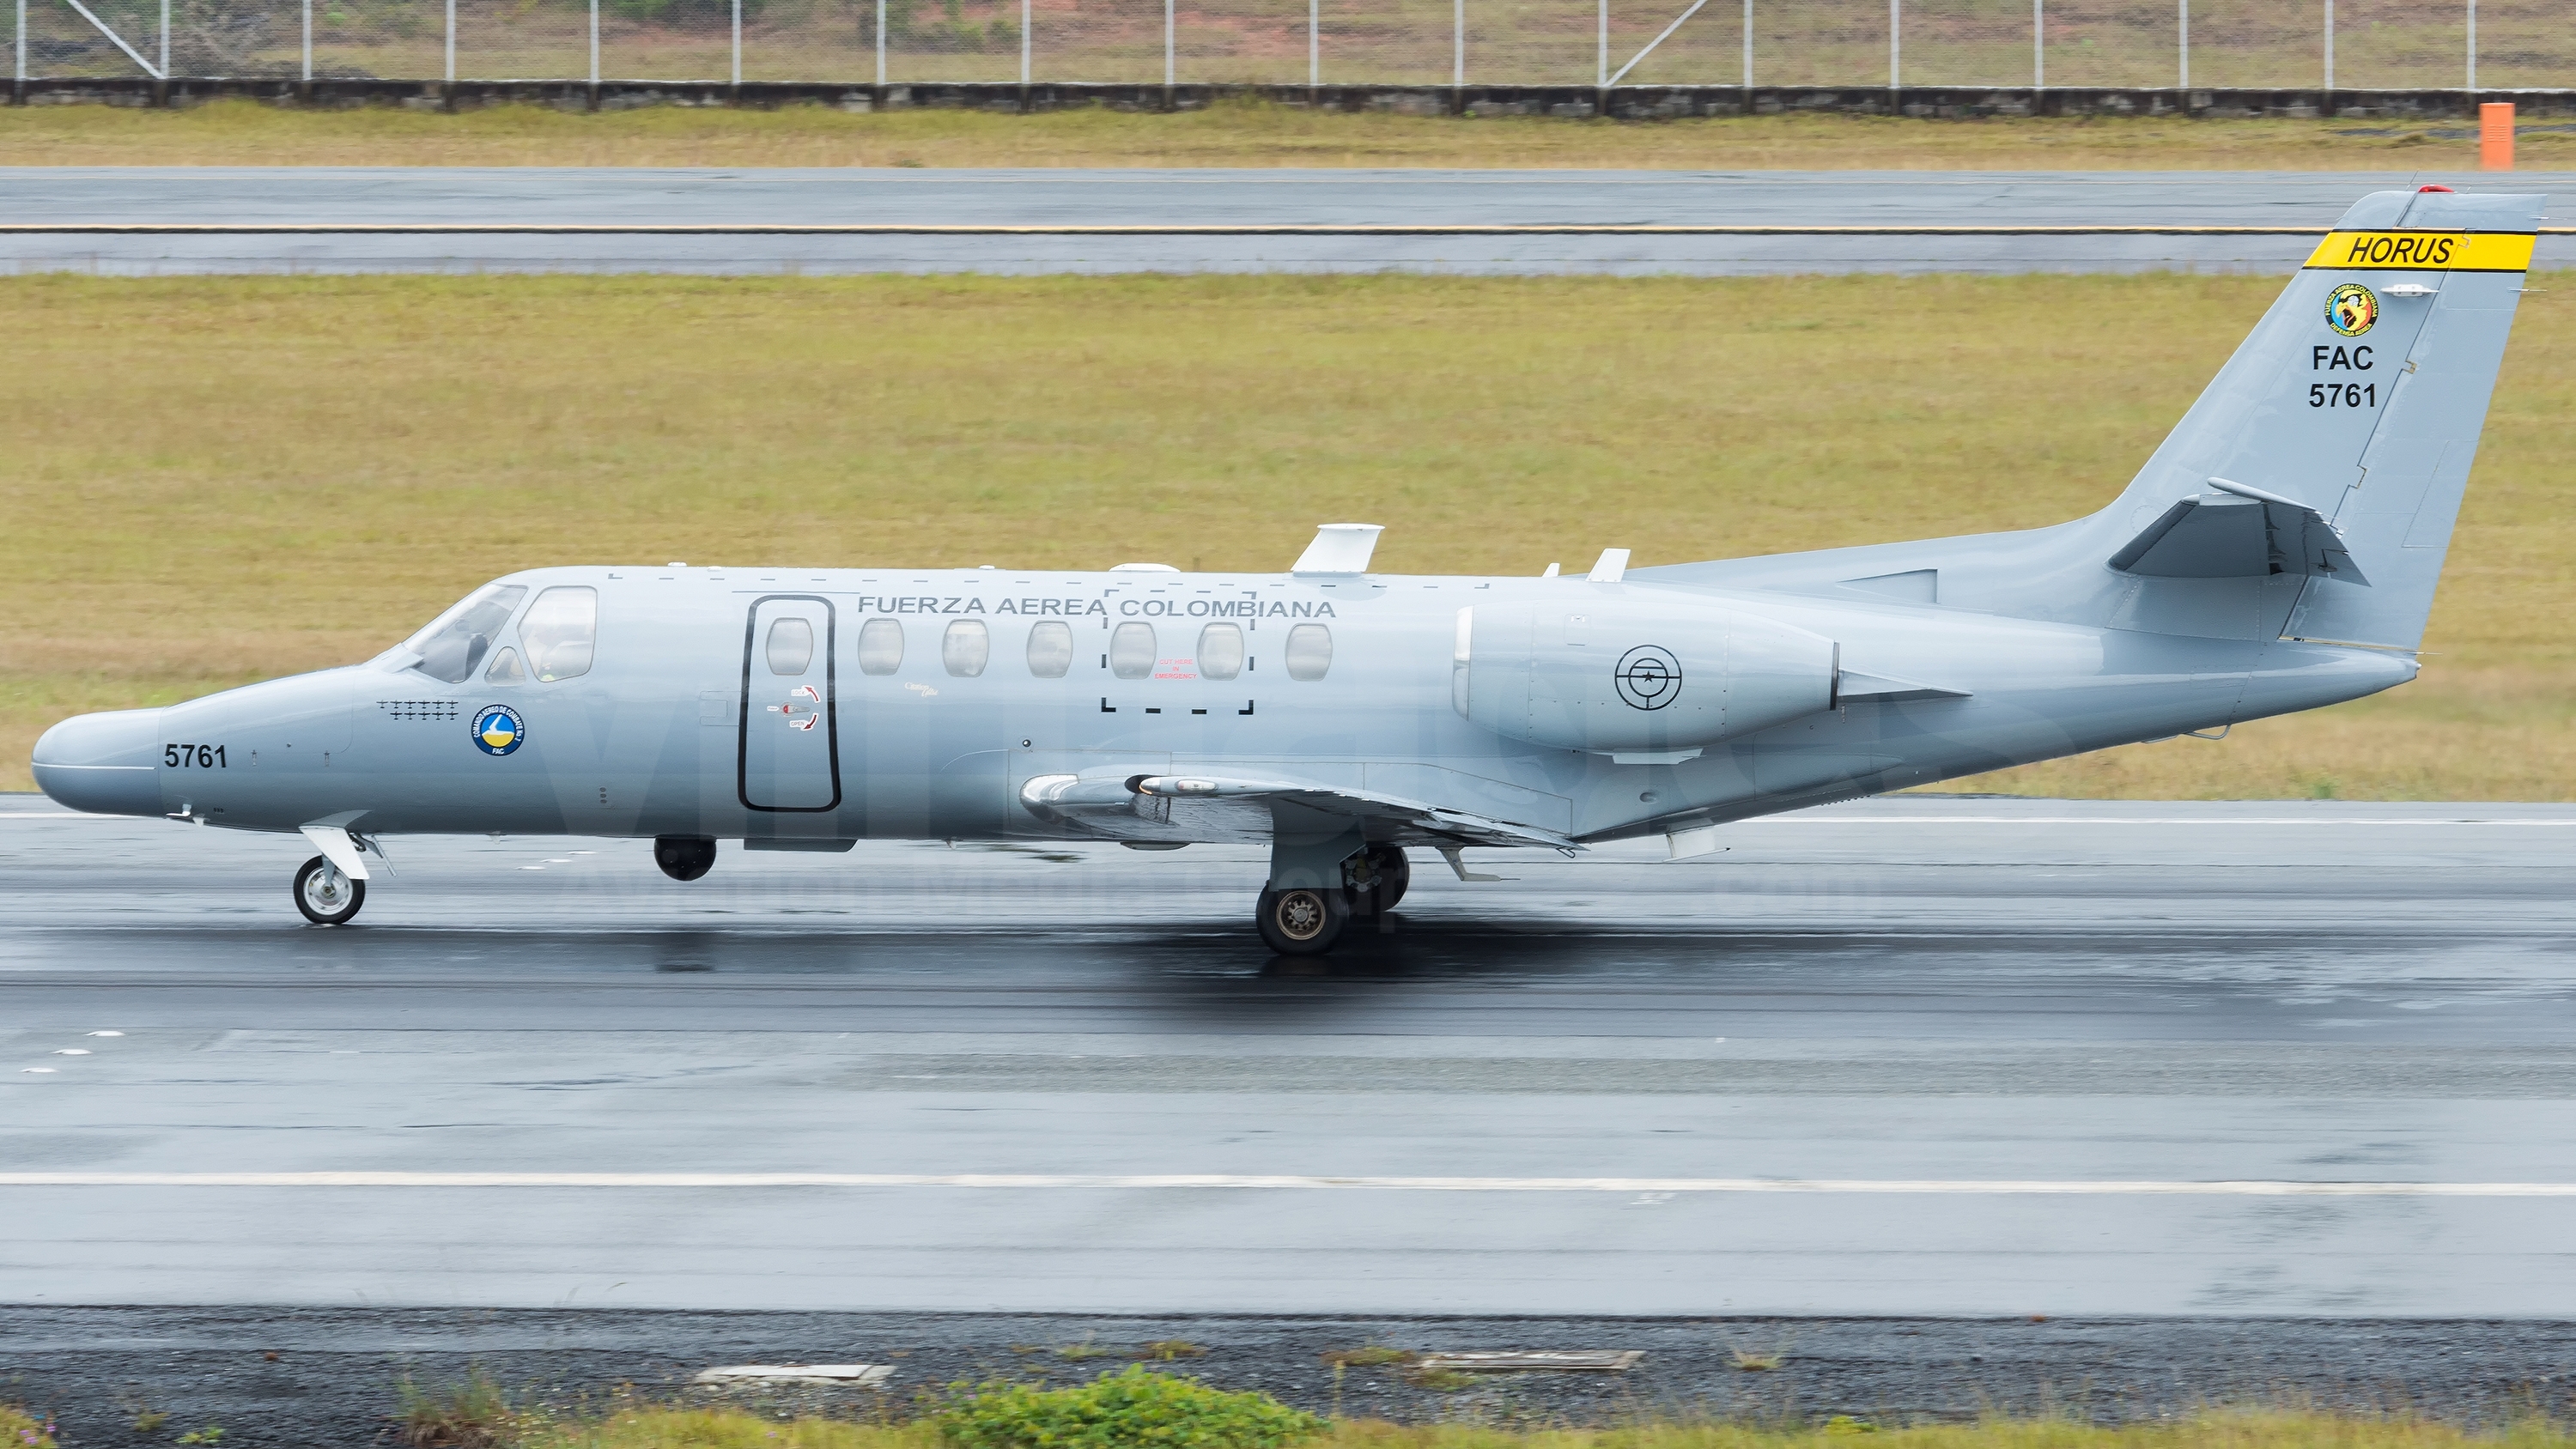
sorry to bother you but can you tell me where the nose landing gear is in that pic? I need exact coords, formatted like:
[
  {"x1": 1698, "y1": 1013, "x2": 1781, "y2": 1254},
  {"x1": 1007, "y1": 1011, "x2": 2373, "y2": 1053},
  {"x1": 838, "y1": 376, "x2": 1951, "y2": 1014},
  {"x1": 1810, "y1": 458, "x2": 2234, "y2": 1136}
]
[{"x1": 292, "y1": 855, "x2": 366, "y2": 925}]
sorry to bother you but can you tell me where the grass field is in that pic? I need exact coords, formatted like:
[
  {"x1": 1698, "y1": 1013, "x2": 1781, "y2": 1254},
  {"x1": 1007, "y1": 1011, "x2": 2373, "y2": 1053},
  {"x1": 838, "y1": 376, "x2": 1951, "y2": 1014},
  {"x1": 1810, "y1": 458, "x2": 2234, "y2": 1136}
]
[
  {"x1": 0, "y1": 100, "x2": 2555, "y2": 170},
  {"x1": 3, "y1": 270, "x2": 2568, "y2": 799},
  {"x1": 513, "y1": 1408, "x2": 2576, "y2": 1449}
]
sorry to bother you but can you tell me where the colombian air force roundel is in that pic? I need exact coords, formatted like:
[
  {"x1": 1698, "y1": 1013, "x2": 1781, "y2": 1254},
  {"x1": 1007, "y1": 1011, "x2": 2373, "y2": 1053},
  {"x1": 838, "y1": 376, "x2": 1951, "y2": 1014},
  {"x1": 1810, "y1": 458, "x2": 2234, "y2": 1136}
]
[
  {"x1": 2327, "y1": 282, "x2": 2379, "y2": 337},
  {"x1": 472, "y1": 705, "x2": 525, "y2": 756}
]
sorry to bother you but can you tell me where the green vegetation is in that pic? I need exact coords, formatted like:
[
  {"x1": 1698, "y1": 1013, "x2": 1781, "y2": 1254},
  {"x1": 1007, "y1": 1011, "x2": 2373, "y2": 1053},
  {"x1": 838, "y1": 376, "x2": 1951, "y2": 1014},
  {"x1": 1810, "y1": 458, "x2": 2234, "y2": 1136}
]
[
  {"x1": 517, "y1": 1409, "x2": 2576, "y2": 1449},
  {"x1": 1, "y1": 1406, "x2": 58, "y2": 1449},
  {"x1": 931, "y1": 1366, "x2": 1322, "y2": 1449},
  {"x1": 3, "y1": 270, "x2": 2570, "y2": 799},
  {"x1": 0, "y1": 99, "x2": 2548, "y2": 171},
  {"x1": 398, "y1": 1367, "x2": 523, "y2": 1447}
]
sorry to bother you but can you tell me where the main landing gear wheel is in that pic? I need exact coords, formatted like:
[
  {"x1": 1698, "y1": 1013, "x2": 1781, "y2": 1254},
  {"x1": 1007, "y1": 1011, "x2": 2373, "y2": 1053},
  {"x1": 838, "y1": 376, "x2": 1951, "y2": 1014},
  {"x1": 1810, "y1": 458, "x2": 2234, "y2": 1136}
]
[
  {"x1": 1258, "y1": 884, "x2": 1349, "y2": 955},
  {"x1": 1348, "y1": 846, "x2": 1412, "y2": 921},
  {"x1": 292, "y1": 854, "x2": 366, "y2": 925},
  {"x1": 654, "y1": 835, "x2": 719, "y2": 882}
]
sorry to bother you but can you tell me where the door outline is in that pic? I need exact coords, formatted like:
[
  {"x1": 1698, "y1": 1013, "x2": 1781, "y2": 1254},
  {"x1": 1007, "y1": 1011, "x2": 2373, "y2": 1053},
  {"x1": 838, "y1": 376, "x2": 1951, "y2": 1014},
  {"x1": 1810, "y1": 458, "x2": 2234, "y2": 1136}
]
[{"x1": 738, "y1": 595, "x2": 842, "y2": 813}]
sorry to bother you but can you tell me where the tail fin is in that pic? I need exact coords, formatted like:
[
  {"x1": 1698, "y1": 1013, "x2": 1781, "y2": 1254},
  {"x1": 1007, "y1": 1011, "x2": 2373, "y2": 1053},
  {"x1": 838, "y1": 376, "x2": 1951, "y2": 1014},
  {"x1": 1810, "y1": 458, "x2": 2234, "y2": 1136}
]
[
  {"x1": 1640, "y1": 188, "x2": 2541, "y2": 652},
  {"x1": 2097, "y1": 186, "x2": 2541, "y2": 650}
]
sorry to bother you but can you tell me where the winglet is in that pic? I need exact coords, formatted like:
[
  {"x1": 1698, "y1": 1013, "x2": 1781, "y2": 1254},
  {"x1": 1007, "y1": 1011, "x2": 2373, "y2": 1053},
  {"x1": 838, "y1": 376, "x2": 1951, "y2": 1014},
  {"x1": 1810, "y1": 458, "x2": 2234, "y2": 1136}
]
[
  {"x1": 1588, "y1": 549, "x2": 1631, "y2": 583},
  {"x1": 1291, "y1": 524, "x2": 1384, "y2": 575}
]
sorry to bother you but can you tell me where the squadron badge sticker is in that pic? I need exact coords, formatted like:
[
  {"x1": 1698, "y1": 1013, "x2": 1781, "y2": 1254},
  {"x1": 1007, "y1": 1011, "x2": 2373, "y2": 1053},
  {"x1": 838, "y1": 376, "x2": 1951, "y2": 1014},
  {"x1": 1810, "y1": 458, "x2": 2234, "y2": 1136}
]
[
  {"x1": 472, "y1": 705, "x2": 525, "y2": 756},
  {"x1": 2327, "y1": 282, "x2": 2379, "y2": 337}
]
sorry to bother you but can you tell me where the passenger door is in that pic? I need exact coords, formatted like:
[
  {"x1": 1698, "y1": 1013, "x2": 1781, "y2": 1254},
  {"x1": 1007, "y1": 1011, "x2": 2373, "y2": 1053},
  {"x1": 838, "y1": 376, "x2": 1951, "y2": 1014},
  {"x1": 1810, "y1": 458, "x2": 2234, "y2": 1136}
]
[{"x1": 738, "y1": 597, "x2": 841, "y2": 813}]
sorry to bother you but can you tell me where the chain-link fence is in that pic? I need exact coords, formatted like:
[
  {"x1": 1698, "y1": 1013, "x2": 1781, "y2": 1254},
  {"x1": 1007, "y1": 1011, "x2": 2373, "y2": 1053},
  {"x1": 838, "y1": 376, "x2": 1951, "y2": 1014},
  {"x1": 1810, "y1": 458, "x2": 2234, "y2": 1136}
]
[{"x1": 8, "y1": 0, "x2": 2567, "y2": 89}]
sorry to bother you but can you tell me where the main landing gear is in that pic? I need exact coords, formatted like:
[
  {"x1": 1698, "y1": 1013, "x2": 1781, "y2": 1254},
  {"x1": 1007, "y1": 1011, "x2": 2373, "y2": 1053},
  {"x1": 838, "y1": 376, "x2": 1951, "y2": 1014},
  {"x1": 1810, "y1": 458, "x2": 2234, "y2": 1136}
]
[
  {"x1": 293, "y1": 854, "x2": 366, "y2": 925},
  {"x1": 1256, "y1": 831, "x2": 1411, "y2": 956}
]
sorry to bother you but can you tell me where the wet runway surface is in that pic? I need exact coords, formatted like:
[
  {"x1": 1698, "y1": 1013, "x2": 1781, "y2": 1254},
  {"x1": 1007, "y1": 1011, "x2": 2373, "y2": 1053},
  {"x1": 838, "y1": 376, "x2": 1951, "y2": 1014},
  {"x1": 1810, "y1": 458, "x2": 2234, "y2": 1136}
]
[
  {"x1": 6, "y1": 795, "x2": 2575, "y2": 1316},
  {"x1": 5, "y1": 167, "x2": 2567, "y2": 274}
]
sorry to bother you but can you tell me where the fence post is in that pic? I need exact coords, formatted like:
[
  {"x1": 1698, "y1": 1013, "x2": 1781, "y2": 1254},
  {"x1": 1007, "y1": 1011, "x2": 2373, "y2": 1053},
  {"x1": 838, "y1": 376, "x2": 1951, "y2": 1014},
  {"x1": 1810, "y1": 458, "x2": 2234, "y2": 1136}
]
[
  {"x1": 2177, "y1": 0, "x2": 2185, "y2": 89},
  {"x1": 873, "y1": 0, "x2": 884, "y2": 85},
  {"x1": 1018, "y1": 0, "x2": 1027, "y2": 84},
  {"x1": 1307, "y1": 0, "x2": 1316, "y2": 85},
  {"x1": 1740, "y1": 0, "x2": 1749, "y2": 88},
  {"x1": 18, "y1": 0, "x2": 27, "y2": 86},
  {"x1": 158, "y1": 0, "x2": 167, "y2": 79},
  {"x1": 443, "y1": 0, "x2": 453, "y2": 82},
  {"x1": 1595, "y1": 0, "x2": 1604, "y2": 87},
  {"x1": 1887, "y1": 0, "x2": 1897, "y2": 88},
  {"x1": 586, "y1": 0, "x2": 595, "y2": 83},
  {"x1": 1162, "y1": 0, "x2": 1171, "y2": 88},
  {"x1": 301, "y1": 0, "x2": 311, "y2": 79},
  {"x1": 1451, "y1": 0, "x2": 1460, "y2": 87},
  {"x1": 730, "y1": 0, "x2": 739, "y2": 83},
  {"x1": 2321, "y1": 0, "x2": 2331, "y2": 88},
  {"x1": 2465, "y1": 0, "x2": 2475, "y2": 89},
  {"x1": 2031, "y1": 0, "x2": 2039, "y2": 88}
]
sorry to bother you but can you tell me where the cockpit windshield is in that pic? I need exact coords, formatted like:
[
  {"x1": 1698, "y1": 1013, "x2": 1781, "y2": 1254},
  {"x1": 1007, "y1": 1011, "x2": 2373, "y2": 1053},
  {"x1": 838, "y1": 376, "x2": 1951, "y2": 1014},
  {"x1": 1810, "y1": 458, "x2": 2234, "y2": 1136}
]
[{"x1": 397, "y1": 584, "x2": 529, "y2": 684}]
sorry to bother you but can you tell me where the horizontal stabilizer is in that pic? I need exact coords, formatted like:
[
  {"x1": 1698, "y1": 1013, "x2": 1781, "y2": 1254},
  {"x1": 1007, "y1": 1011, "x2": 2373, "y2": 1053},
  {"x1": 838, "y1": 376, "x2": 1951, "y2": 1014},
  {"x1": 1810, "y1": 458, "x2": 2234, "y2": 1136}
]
[
  {"x1": 1833, "y1": 669, "x2": 1971, "y2": 705},
  {"x1": 2108, "y1": 486, "x2": 2369, "y2": 586}
]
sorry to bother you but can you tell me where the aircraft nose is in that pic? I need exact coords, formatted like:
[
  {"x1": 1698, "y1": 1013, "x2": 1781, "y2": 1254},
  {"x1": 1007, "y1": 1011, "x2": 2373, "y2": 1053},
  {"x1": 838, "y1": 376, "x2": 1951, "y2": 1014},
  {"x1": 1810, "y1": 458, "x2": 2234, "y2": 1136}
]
[{"x1": 31, "y1": 708, "x2": 167, "y2": 817}]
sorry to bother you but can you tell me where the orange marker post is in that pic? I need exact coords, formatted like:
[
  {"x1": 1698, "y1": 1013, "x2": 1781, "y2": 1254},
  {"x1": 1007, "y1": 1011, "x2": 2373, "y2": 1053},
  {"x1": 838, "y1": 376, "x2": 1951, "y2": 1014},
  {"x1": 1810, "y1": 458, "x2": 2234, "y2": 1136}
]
[{"x1": 2481, "y1": 101, "x2": 2515, "y2": 171}]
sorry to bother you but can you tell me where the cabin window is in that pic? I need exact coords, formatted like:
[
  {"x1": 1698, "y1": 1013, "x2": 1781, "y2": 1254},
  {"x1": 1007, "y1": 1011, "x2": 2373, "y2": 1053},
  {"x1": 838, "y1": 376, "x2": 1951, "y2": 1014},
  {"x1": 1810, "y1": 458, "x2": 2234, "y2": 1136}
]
[
  {"x1": 1025, "y1": 621, "x2": 1073, "y2": 678},
  {"x1": 519, "y1": 586, "x2": 598, "y2": 682},
  {"x1": 943, "y1": 619, "x2": 990, "y2": 677},
  {"x1": 1285, "y1": 622, "x2": 1333, "y2": 682},
  {"x1": 1198, "y1": 623, "x2": 1245, "y2": 681},
  {"x1": 765, "y1": 617, "x2": 814, "y2": 676},
  {"x1": 483, "y1": 647, "x2": 526, "y2": 683},
  {"x1": 1110, "y1": 622, "x2": 1157, "y2": 680},
  {"x1": 857, "y1": 618, "x2": 904, "y2": 676},
  {"x1": 404, "y1": 583, "x2": 528, "y2": 684}
]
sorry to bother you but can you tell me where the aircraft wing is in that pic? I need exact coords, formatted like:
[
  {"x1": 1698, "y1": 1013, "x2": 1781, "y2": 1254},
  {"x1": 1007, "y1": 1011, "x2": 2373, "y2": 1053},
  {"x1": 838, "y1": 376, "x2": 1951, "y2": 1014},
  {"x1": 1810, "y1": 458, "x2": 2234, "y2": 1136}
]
[{"x1": 1127, "y1": 775, "x2": 1583, "y2": 851}]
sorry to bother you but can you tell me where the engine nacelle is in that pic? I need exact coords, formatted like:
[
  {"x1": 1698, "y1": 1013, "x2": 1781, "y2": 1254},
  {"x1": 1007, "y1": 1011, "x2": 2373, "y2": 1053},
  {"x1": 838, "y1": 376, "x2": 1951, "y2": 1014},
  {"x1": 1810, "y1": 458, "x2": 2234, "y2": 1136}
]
[{"x1": 1453, "y1": 597, "x2": 1838, "y2": 755}]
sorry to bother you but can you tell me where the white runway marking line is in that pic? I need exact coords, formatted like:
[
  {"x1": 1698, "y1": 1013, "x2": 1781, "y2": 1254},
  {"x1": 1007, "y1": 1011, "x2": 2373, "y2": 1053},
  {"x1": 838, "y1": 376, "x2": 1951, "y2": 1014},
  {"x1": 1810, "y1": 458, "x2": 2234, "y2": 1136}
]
[{"x1": 1, "y1": 1173, "x2": 2573, "y2": 1197}]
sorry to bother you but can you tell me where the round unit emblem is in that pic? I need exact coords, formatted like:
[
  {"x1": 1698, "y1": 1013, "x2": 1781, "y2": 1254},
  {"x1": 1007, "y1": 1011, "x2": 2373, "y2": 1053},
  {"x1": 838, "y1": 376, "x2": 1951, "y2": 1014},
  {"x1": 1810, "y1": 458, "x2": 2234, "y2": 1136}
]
[
  {"x1": 1613, "y1": 646, "x2": 1683, "y2": 711},
  {"x1": 472, "y1": 705, "x2": 525, "y2": 756},
  {"x1": 2327, "y1": 282, "x2": 2379, "y2": 337}
]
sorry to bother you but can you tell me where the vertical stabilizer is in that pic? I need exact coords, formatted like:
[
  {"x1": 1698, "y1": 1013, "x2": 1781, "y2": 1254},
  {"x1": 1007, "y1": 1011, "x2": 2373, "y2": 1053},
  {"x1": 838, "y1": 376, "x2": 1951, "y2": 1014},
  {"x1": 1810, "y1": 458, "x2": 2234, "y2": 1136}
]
[{"x1": 2107, "y1": 187, "x2": 2542, "y2": 649}]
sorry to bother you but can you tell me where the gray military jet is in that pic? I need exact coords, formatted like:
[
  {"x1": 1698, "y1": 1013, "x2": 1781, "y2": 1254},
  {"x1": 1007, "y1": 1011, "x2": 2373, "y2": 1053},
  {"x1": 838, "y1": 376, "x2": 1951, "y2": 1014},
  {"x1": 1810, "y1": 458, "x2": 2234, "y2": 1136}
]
[{"x1": 31, "y1": 187, "x2": 2540, "y2": 954}]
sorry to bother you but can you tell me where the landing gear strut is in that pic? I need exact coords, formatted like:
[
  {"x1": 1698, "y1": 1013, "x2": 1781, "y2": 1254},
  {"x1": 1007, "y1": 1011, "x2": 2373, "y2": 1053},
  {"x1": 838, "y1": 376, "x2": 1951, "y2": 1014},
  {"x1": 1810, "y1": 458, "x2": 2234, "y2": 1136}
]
[
  {"x1": 293, "y1": 854, "x2": 366, "y2": 925},
  {"x1": 654, "y1": 835, "x2": 719, "y2": 882}
]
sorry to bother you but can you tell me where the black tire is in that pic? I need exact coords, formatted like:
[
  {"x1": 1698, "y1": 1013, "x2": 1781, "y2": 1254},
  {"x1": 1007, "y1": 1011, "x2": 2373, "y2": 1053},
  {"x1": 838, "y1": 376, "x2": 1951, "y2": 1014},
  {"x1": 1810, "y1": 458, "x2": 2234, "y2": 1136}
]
[
  {"x1": 292, "y1": 854, "x2": 366, "y2": 925},
  {"x1": 654, "y1": 835, "x2": 719, "y2": 882},
  {"x1": 1257, "y1": 884, "x2": 1348, "y2": 955},
  {"x1": 1371, "y1": 846, "x2": 1412, "y2": 911},
  {"x1": 1346, "y1": 846, "x2": 1412, "y2": 921}
]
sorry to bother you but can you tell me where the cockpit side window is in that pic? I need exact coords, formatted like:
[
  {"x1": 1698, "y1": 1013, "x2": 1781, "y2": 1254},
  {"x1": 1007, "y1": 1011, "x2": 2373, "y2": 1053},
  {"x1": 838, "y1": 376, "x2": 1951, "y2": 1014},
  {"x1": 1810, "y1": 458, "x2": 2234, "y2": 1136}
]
[
  {"x1": 403, "y1": 584, "x2": 528, "y2": 684},
  {"x1": 483, "y1": 647, "x2": 526, "y2": 683},
  {"x1": 519, "y1": 586, "x2": 598, "y2": 682}
]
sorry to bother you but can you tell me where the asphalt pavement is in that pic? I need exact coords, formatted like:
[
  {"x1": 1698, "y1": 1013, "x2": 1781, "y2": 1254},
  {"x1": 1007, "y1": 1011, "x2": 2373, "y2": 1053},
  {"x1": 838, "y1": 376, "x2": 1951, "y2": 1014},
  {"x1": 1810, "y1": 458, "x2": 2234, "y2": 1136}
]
[
  {"x1": 6, "y1": 794, "x2": 2576, "y2": 1318},
  {"x1": 3, "y1": 167, "x2": 2567, "y2": 274}
]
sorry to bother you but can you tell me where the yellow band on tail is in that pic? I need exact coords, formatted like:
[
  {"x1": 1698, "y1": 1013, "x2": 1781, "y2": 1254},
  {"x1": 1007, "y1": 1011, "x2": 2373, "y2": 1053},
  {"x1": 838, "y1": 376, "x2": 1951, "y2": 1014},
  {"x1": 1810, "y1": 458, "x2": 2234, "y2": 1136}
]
[{"x1": 2304, "y1": 230, "x2": 2536, "y2": 271}]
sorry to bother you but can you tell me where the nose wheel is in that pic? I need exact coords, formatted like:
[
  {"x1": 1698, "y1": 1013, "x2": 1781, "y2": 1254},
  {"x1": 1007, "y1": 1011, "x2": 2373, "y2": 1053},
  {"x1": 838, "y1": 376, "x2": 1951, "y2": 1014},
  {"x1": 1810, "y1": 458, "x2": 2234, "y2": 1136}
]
[
  {"x1": 293, "y1": 854, "x2": 366, "y2": 925},
  {"x1": 1257, "y1": 885, "x2": 1348, "y2": 955}
]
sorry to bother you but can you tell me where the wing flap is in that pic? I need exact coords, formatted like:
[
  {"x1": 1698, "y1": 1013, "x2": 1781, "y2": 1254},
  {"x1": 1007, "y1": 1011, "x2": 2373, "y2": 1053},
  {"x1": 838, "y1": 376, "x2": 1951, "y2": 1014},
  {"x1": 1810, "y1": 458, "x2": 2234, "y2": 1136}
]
[{"x1": 1136, "y1": 775, "x2": 1581, "y2": 851}]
